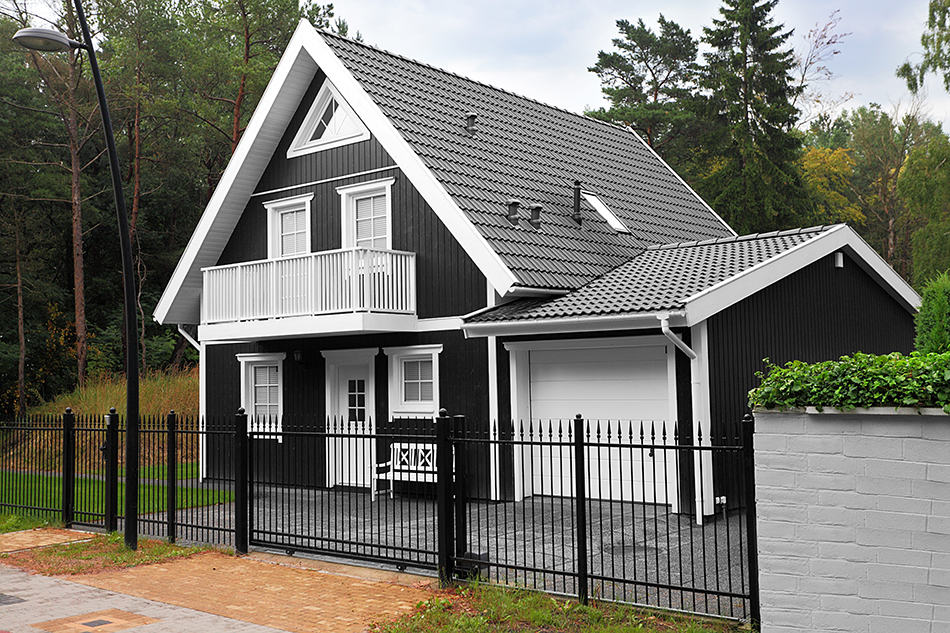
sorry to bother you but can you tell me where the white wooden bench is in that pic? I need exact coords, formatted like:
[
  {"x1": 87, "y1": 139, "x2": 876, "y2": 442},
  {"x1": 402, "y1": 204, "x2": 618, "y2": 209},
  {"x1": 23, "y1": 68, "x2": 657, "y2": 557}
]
[{"x1": 377, "y1": 441, "x2": 436, "y2": 498}]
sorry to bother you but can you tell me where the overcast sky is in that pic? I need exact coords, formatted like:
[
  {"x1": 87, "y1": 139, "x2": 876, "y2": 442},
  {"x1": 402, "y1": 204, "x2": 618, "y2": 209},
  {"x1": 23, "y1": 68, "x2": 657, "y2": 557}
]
[{"x1": 332, "y1": 0, "x2": 949, "y2": 127}]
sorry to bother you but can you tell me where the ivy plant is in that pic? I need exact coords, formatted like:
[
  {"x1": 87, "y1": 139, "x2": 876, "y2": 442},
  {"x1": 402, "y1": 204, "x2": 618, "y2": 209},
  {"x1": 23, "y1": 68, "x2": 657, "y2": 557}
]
[{"x1": 748, "y1": 352, "x2": 950, "y2": 413}]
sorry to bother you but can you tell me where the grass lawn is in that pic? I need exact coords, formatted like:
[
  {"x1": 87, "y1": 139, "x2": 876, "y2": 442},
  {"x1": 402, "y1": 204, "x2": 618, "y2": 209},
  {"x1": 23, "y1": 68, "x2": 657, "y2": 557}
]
[
  {"x1": 0, "y1": 471, "x2": 232, "y2": 515},
  {"x1": 116, "y1": 460, "x2": 200, "y2": 481},
  {"x1": 0, "y1": 513, "x2": 57, "y2": 533},
  {"x1": 371, "y1": 584, "x2": 740, "y2": 633},
  {"x1": 0, "y1": 532, "x2": 208, "y2": 575}
]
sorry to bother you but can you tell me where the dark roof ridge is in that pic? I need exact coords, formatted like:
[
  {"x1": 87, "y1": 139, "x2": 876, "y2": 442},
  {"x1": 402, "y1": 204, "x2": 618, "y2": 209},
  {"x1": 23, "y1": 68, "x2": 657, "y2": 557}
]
[
  {"x1": 317, "y1": 29, "x2": 640, "y2": 139},
  {"x1": 645, "y1": 224, "x2": 839, "y2": 251}
]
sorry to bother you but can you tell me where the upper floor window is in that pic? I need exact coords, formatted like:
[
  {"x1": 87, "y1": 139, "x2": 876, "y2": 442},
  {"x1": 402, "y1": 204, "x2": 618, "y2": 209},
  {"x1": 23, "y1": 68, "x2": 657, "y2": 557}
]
[
  {"x1": 265, "y1": 193, "x2": 313, "y2": 259},
  {"x1": 287, "y1": 80, "x2": 370, "y2": 159},
  {"x1": 337, "y1": 177, "x2": 395, "y2": 250}
]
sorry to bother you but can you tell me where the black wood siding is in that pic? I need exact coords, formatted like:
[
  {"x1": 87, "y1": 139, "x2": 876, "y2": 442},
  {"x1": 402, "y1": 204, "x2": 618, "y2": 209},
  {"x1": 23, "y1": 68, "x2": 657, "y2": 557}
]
[
  {"x1": 216, "y1": 70, "x2": 485, "y2": 318},
  {"x1": 204, "y1": 329, "x2": 490, "y2": 493}
]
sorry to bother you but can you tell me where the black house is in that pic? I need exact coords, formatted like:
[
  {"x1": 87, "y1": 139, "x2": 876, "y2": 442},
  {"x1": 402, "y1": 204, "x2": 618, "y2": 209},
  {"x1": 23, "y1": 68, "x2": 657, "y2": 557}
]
[{"x1": 155, "y1": 21, "x2": 918, "y2": 513}]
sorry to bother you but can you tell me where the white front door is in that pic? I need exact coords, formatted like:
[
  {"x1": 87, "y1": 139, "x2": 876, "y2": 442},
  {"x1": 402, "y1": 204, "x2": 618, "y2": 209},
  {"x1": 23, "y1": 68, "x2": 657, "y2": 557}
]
[{"x1": 327, "y1": 364, "x2": 375, "y2": 488}]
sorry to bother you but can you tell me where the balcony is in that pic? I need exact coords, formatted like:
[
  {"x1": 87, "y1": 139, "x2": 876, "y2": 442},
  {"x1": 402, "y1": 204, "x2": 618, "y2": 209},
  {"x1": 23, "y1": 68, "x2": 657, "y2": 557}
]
[{"x1": 199, "y1": 248, "x2": 416, "y2": 339}]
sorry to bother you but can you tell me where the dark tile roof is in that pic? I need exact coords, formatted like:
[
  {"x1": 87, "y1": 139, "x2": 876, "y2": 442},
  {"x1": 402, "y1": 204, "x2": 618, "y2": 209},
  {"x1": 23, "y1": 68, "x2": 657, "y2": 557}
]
[
  {"x1": 466, "y1": 226, "x2": 835, "y2": 322},
  {"x1": 322, "y1": 32, "x2": 735, "y2": 290}
]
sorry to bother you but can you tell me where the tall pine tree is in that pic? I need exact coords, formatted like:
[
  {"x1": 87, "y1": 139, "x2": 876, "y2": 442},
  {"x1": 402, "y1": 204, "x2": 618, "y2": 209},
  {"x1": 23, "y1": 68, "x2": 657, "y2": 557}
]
[{"x1": 699, "y1": 0, "x2": 811, "y2": 234}]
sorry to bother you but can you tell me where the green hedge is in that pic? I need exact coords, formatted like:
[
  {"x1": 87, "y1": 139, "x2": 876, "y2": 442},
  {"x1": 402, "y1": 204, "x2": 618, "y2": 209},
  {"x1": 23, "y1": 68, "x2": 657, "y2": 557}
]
[{"x1": 748, "y1": 352, "x2": 950, "y2": 413}]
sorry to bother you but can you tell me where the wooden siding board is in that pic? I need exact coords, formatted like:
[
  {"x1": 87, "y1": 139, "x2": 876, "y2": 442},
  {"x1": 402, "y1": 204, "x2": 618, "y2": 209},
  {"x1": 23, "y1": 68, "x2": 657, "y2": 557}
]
[{"x1": 215, "y1": 70, "x2": 486, "y2": 317}]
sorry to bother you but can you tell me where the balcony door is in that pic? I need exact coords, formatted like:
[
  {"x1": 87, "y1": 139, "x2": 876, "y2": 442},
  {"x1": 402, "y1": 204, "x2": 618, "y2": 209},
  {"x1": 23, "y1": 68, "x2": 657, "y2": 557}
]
[{"x1": 322, "y1": 348, "x2": 377, "y2": 491}]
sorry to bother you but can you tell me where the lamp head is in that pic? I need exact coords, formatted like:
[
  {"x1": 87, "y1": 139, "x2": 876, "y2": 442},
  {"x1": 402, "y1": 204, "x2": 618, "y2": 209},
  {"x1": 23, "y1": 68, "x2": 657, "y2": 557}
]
[{"x1": 13, "y1": 27, "x2": 81, "y2": 52}]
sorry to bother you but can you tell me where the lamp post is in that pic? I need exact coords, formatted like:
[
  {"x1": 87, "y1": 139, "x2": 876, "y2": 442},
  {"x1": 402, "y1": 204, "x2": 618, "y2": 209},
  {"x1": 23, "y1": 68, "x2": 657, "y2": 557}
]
[{"x1": 14, "y1": 2, "x2": 140, "y2": 550}]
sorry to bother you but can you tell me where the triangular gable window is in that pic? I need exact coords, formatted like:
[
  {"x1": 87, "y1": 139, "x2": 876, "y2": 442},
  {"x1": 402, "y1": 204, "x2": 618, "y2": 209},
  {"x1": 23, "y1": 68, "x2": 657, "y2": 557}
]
[{"x1": 287, "y1": 80, "x2": 369, "y2": 158}]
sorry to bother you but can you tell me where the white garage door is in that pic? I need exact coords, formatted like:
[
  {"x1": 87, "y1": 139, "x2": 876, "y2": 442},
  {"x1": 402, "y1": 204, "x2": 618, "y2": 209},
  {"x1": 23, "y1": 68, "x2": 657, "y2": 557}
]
[{"x1": 525, "y1": 343, "x2": 678, "y2": 505}]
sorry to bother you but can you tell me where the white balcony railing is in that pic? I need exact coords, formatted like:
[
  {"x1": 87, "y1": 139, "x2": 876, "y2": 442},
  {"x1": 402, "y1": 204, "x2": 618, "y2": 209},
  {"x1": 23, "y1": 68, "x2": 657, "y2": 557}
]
[{"x1": 201, "y1": 247, "x2": 416, "y2": 325}]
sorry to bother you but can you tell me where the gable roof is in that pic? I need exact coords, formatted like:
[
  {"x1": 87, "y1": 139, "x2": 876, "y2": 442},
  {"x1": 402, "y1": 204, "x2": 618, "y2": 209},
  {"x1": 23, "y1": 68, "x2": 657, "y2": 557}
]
[
  {"x1": 322, "y1": 33, "x2": 735, "y2": 290},
  {"x1": 463, "y1": 225, "x2": 921, "y2": 335},
  {"x1": 154, "y1": 21, "x2": 734, "y2": 324}
]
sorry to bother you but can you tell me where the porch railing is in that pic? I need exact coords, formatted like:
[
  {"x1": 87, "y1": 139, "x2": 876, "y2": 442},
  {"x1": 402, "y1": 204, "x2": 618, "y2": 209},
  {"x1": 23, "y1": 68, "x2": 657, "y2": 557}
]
[{"x1": 201, "y1": 247, "x2": 416, "y2": 325}]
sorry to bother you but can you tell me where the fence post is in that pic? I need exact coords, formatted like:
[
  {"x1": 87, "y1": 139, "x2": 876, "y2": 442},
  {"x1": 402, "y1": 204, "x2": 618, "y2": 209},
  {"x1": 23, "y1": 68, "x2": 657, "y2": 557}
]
[
  {"x1": 234, "y1": 408, "x2": 249, "y2": 555},
  {"x1": 573, "y1": 413, "x2": 588, "y2": 605},
  {"x1": 435, "y1": 409, "x2": 455, "y2": 586},
  {"x1": 104, "y1": 408, "x2": 119, "y2": 532},
  {"x1": 742, "y1": 412, "x2": 760, "y2": 626},
  {"x1": 62, "y1": 408, "x2": 75, "y2": 528},
  {"x1": 452, "y1": 415, "x2": 468, "y2": 561},
  {"x1": 166, "y1": 410, "x2": 177, "y2": 544}
]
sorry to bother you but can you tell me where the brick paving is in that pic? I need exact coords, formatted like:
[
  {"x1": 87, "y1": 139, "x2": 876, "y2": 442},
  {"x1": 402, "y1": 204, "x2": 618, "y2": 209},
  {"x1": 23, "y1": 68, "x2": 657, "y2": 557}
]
[
  {"x1": 69, "y1": 551, "x2": 434, "y2": 633},
  {"x1": 0, "y1": 528, "x2": 91, "y2": 553},
  {"x1": 0, "y1": 564, "x2": 285, "y2": 633}
]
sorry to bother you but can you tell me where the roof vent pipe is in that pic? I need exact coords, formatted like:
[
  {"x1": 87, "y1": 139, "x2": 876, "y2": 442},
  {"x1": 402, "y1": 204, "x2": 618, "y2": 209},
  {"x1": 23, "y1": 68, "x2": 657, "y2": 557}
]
[
  {"x1": 528, "y1": 204, "x2": 543, "y2": 229},
  {"x1": 506, "y1": 199, "x2": 521, "y2": 225},
  {"x1": 572, "y1": 180, "x2": 582, "y2": 224},
  {"x1": 464, "y1": 111, "x2": 477, "y2": 136}
]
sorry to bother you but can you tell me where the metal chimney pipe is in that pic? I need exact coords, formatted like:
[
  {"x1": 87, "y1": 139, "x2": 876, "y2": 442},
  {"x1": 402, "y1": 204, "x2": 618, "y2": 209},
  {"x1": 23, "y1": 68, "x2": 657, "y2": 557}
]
[
  {"x1": 506, "y1": 199, "x2": 522, "y2": 225},
  {"x1": 572, "y1": 180, "x2": 582, "y2": 224},
  {"x1": 464, "y1": 111, "x2": 477, "y2": 135},
  {"x1": 528, "y1": 203, "x2": 542, "y2": 229}
]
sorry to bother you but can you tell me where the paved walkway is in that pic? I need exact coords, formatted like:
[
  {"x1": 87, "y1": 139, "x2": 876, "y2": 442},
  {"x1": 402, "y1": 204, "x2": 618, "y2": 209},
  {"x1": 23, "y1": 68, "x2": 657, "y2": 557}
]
[
  {"x1": 0, "y1": 565, "x2": 285, "y2": 633},
  {"x1": 0, "y1": 529, "x2": 435, "y2": 633}
]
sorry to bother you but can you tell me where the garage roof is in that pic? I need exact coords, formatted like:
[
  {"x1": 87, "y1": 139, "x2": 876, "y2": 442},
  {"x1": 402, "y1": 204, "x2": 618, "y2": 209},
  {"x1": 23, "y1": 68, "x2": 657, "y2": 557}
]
[{"x1": 463, "y1": 224, "x2": 920, "y2": 331}]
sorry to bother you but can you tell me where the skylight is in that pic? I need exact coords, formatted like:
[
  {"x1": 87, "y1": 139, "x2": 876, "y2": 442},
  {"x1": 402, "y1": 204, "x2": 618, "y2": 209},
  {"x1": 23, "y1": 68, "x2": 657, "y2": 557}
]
[
  {"x1": 287, "y1": 80, "x2": 369, "y2": 158},
  {"x1": 581, "y1": 192, "x2": 630, "y2": 233}
]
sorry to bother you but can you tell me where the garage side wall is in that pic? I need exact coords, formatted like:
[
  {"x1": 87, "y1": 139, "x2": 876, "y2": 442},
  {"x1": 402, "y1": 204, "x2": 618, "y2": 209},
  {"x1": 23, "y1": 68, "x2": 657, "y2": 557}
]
[{"x1": 706, "y1": 251, "x2": 915, "y2": 430}]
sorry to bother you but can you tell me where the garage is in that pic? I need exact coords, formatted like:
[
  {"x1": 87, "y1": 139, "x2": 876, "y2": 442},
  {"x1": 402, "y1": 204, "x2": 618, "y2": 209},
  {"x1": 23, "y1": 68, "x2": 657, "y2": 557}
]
[{"x1": 506, "y1": 337, "x2": 680, "y2": 506}]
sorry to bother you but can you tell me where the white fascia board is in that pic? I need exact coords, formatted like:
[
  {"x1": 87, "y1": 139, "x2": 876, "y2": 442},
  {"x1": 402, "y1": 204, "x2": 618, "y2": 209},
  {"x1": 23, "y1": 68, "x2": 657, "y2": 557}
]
[
  {"x1": 462, "y1": 311, "x2": 687, "y2": 338},
  {"x1": 297, "y1": 23, "x2": 517, "y2": 297},
  {"x1": 684, "y1": 225, "x2": 921, "y2": 326},
  {"x1": 156, "y1": 20, "x2": 519, "y2": 325},
  {"x1": 154, "y1": 27, "x2": 316, "y2": 325}
]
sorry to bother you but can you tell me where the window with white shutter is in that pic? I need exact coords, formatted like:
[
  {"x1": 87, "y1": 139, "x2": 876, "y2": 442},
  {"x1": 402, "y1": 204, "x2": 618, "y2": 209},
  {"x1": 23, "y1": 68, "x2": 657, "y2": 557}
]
[{"x1": 337, "y1": 177, "x2": 395, "y2": 250}]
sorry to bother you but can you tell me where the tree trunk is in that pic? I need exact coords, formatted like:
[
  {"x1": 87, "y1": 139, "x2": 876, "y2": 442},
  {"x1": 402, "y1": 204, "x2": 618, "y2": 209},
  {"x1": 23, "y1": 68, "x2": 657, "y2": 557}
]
[
  {"x1": 14, "y1": 212, "x2": 26, "y2": 417},
  {"x1": 67, "y1": 92, "x2": 87, "y2": 390}
]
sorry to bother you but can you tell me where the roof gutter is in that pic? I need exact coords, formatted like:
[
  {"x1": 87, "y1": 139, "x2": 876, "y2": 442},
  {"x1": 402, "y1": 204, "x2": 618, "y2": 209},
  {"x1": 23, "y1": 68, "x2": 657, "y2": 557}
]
[
  {"x1": 659, "y1": 314, "x2": 696, "y2": 359},
  {"x1": 462, "y1": 310, "x2": 688, "y2": 338}
]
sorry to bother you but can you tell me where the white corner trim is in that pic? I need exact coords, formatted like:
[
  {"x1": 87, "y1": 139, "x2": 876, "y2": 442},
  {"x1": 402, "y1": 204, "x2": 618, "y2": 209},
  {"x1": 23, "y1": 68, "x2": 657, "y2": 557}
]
[
  {"x1": 286, "y1": 79, "x2": 370, "y2": 159},
  {"x1": 627, "y1": 127, "x2": 737, "y2": 237},
  {"x1": 684, "y1": 225, "x2": 921, "y2": 325}
]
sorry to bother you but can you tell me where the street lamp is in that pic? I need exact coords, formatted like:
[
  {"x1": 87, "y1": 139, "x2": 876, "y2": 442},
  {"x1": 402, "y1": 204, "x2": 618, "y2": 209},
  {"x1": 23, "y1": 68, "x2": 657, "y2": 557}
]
[{"x1": 14, "y1": 4, "x2": 140, "y2": 551}]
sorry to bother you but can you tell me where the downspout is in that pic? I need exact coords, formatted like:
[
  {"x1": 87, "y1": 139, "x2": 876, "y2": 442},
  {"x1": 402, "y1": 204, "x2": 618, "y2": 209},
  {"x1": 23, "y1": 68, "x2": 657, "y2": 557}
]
[{"x1": 659, "y1": 315, "x2": 696, "y2": 359}]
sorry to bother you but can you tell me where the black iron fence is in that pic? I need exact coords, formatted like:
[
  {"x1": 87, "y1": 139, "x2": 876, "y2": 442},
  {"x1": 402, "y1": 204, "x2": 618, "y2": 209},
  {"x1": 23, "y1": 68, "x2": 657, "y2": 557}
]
[{"x1": 0, "y1": 408, "x2": 759, "y2": 623}]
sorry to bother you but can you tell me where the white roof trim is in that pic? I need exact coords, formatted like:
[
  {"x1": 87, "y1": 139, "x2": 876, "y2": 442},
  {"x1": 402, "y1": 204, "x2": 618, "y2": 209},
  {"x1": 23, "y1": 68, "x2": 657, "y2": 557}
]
[
  {"x1": 682, "y1": 225, "x2": 920, "y2": 325},
  {"x1": 154, "y1": 20, "x2": 518, "y2": 325},
  {"x1": 462, "y1": 311, "x2": 688, "y2": 338}
]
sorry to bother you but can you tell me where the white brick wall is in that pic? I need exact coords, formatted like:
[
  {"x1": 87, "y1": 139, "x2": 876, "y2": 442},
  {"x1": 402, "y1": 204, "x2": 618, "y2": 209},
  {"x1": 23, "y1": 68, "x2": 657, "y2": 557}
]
[{"x1": 754, "y1": 409, "x2": 950, "y2": 633}]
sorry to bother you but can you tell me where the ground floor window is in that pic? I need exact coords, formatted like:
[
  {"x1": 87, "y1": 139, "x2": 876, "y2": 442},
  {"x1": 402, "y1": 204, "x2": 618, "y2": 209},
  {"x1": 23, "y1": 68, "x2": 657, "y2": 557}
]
[
  {"x1": 236, "y1": 352, "x2": 286, "y2": 432},
  {"x1": 383, "y1": 344, "x2": 443, "y2": 418}
]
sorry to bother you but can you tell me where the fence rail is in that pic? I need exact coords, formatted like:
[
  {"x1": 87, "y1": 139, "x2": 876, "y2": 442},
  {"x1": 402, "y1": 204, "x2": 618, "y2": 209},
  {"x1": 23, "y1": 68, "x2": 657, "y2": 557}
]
[{"x1": 0, "y1": 409, "x2": 759, "y2": 623}]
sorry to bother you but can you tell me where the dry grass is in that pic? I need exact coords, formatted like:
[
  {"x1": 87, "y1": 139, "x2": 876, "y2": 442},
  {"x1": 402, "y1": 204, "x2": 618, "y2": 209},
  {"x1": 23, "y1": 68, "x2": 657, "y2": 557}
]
[
  {"x1": 0, "y1": 532, "x2": 208, "y2": 575},
  {"x1": 29, "y1": 367, "x2": 199, "y2": 417}
]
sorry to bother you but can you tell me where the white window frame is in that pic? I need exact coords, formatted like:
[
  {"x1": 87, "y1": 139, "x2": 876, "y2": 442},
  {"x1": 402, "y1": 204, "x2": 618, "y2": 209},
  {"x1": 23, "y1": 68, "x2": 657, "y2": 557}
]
[
  {"x1": 286, "y1": 81, "x2": 370, "y2": 159},
  {"x1": 336, "y1": 177, "x2": 395, "y2": 250},
  {"x1": 383, "y1": 344, "x2": 443, "y2": 417},
  {"x1": 581, "y1": 191, "x2": 630, "y2": 233},
  {"x1": 265, "y1": 193, "x2": 313, "y2": 259},
  {"x1": 236, "y1": 352, "x2": 286, "y2": 435}
]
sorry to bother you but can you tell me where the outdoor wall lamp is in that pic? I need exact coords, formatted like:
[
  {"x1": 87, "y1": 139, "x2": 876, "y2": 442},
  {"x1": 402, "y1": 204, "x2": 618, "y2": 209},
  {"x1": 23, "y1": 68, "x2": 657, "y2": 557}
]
[{"x1": 14, "y1": 7, "x2": 141, "y2": 551}]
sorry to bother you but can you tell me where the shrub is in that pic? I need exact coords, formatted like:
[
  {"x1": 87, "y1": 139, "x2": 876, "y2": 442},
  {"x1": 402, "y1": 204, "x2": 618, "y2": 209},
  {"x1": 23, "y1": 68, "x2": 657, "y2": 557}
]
[
  {"x1": 916, "y1": 271, "x2": 950, "y2": 353},
  {"x1": 748, "y1": 352, "x2": 950, "y2": 413}
]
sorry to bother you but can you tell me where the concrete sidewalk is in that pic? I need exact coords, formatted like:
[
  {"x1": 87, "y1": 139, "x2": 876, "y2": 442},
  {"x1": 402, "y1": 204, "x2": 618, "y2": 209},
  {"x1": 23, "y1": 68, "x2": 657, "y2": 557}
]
[{"x1": 0, "y1": 564, "x2": 285, "y2": 633}]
